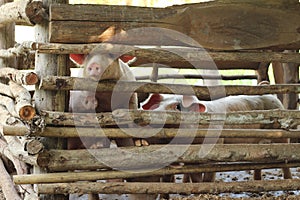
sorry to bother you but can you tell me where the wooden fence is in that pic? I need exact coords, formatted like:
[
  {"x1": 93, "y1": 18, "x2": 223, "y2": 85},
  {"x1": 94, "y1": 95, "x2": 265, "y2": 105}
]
[{"x1": 0, "y1": 0, "x2": 300, "y2": 199}]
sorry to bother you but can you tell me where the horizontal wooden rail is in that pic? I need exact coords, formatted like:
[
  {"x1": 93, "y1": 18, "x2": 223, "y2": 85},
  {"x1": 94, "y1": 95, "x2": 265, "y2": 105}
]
[
  {"x1": 0, "y1": 0, "x2": 47, "y2": 27},
  {"x1": 41, "y1": 109, "x2": 299, "y2": 129},
  {"x1": 37, "y1": 144, "x2": 300, "y2": 172},
  {"x1": 4, "y1": 126, "x2": 300, "y2": 139},
  {"x1": 29, "y1": 43, "x2": 300, "y2": 69},
  {"x1": 14, "y1": 162, "x2": 299, "y2": 184},
  {"x1": 37, "y1": 179, "x2": 300, "y2": 194},
  {"x1": 136, "y1": 74, "x2": 258, "y2": 81},
  {"x1": 39, "y1": 76, "x2": 300, "y2": 100}
]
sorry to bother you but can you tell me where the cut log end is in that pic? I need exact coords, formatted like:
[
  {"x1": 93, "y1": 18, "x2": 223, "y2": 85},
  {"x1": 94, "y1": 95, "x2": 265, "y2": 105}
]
[
  {"x1": 25, "y1": 72, "x2": 39, "y2": 85},
  {"x1": 19, "y1": 105, "x2": 36, "y2": 120},
  {"x1": 26, "y1": 139, "x2": 44, "y2": 155}
]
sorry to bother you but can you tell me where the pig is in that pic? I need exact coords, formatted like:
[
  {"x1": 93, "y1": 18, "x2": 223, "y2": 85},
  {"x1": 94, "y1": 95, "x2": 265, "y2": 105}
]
[
  {"x1": 70, "y1": 52, "x2": 138, "y2": 146},
  {"x1": 69, "y1": 90, "x2": 98, "y2": 113},
  {"x1": 70, "y1": 52, "x2": 158, "y2": 200},
  {"x1": 142, "y1": 92, "x2": 291, "y2": 182},
  {"x1": 68, "y1": 90, "x2": 109, "y2": 150}
]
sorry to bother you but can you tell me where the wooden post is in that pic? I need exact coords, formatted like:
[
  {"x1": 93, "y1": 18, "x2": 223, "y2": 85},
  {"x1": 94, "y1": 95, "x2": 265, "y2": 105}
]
[
  {"x1": 282, "y1": 50, "x2": 299, "y2": 110},
  {"x1": 34, "y1": 0, "x2": 68, "y2": 199},
  {"x1": 0, "y1": 0, "x2": 16, "y2": 81}
]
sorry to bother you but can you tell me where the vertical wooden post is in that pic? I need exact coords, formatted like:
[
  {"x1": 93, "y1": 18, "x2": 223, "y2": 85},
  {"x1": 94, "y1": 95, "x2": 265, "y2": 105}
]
[
  {"x1": 150, "y1": 64, "x2": 159, "y2": 82},
  {"x1": 255, "y1": 62, "x2": 270, "y2": 84},
  {"x1": 272, "y1": 61, "x2": 284, "y2": 102},
  {"x1": 34, "y1": 0, "x2": 69, "y2": 199},
  {"x1": 272, "y1": 50, "x2": 299, "y2": 110},
  {"x1": 0, "y1": 0, "x2": 16, "y2": 82},
  {"x1": 282, "y1": 50, "x2": 299, "y2": 110}
]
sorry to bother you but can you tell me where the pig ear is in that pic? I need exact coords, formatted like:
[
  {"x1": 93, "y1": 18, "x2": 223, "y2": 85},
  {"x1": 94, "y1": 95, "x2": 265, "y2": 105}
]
[
  {"x1": 98, "y1": 26, "x2": 116, "y2": 42},
  {"x1": 182, "y1": 95, "x2": 199, "y2": 108},
  {"x1": 69, "y1": 54, "x2": 85, "y2": 65},
  {"x1": 142, "y1": 93, "x2": 163, "y2": 110},
  {"x1": 98, "y1": 26, "x2": 127, "y2": 42},
  {"x1": 182, "y1": 95, "x2": 206, "y2": 112},
  {"x1": 119, "y1": 55, "x2": 137, "y2": 65}
]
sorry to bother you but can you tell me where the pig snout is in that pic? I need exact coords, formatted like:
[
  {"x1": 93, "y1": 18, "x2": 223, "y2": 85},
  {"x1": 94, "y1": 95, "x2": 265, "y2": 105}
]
[{"x1": 86, "y1": 62, "x2": 104, "y2": 80}]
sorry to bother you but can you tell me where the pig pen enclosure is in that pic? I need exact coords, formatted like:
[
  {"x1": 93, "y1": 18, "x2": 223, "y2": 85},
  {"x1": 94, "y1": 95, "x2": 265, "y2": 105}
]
[{"x1": 0, "y1": 0, "x2": 300, "y2": 199}]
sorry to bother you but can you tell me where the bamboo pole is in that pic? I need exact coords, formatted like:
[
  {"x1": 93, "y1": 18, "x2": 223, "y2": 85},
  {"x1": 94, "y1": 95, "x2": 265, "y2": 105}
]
[
  {"x1": 4, "y1": 126, "x2": 300, "y2": 139},
  {"x1": 37, "y1": 179, "x2": 300, "y2": 195},
  {"x1": 40, "y1": 109, "x2": 299, "y2": 128},
  {"x1": 0, "y1": 0, "x2": 48, "y2": 27},
  {"x1": 39, "y1": 76, "x2": 300, "y2": 99},
  {"x1": 14, "y1": 162, "x2": 300, "y2": 185},
  {"x1": 37, "y1": 144, "x2": 300, "y2": 172}
]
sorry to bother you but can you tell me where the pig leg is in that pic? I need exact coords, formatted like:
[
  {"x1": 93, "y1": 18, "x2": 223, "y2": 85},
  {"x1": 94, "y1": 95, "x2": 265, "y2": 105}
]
[
  {"x1": 253, "y1": 170, "x2": 262, "y2": 180},
  {"x1": 114, "y1": 93, "x2": 137, "y2": 147},
  {"x1": 88, "y1": 194, "x2": 99, "y2": 200},
  {"x1": 183, "y1": 173, "x2": 203, "y2": 183},
  {"x1": 282, "y1": 168, "x2": 292, "y2": 179}
]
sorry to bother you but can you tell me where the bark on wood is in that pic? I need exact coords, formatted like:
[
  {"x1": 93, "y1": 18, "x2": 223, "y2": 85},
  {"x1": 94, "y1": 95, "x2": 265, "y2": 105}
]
[
  {"x1": 35, "y1": 0, "x2": 69, "y2": 198},
  {"x1": 281, "y1": 51, "x2": 299, "y2": 110},
  {"x1": 41, "y1": 108, "x2": 299, "y2": 129},
  {"x1": 49, "y1": 2, "x2": 300, "y2": 51},
  {"x1": 0, "y1": 158, "x2": 21, "y2": 200},
  {"x1": 14, "y1": 162, "x2": 300, "y2": 184},
  {"x1": 33, "y1": 43, "x2": 300, "y2": 69},
  {"x1": 37, "y1": 144, "x2": 300, "y2": 172},
  {"x1": 4, "y1": 126, "x2": 300, "y2": 140},
  {"x1": 0, "y1": 138, "x2": 39, "y2": 199},
  {"x1": 0, "y1": 106, "x2": 38, "y2": 166},
  {"x1": 0, "y1": 0, "x2": 16, "y2": 75},
  {"x1": 0, "y1": 67, "x2": 38, "y2": 85},
  {"x1": 39, "y1": 76, "x2": 300, "y2": 100},
  {"x1": 136, "y1": 74, "x2": 257, "y2": 81},
  {"x1": 0, "y1": 94, "x2": 17, "y2": 116},
  {"x1": 0, "y1": 138, "x2": 27, "y2": 175},
  {"x1": 0, "y1": 44, "x2": 29, "y2": 59},
  {"x1": 37, "y1": 179, "x2": 300, "y2": 195},
  {"x1": 4, "y1": 136, "x2": 38, "y2": 166},
  {"x1": 9, "y1": 80, "x2": 36, "y2": 120},
  {"x1": 0, "y1": 0, "x2": 48, "y2": 27},
  {"x1": 0, "y1": 82, "x2": 12, "y2": 96}
]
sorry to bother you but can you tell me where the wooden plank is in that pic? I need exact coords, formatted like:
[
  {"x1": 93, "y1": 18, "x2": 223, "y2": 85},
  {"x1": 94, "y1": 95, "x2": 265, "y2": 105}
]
[{"x1": 49, "y1": 2, "x2": 300, "y2": 50}]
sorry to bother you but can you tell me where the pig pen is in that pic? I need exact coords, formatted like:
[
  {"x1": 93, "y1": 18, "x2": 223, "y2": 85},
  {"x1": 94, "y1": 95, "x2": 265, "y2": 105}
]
[{"x1": 1, "y1": 0, "x2": 300, "y2": 200}]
